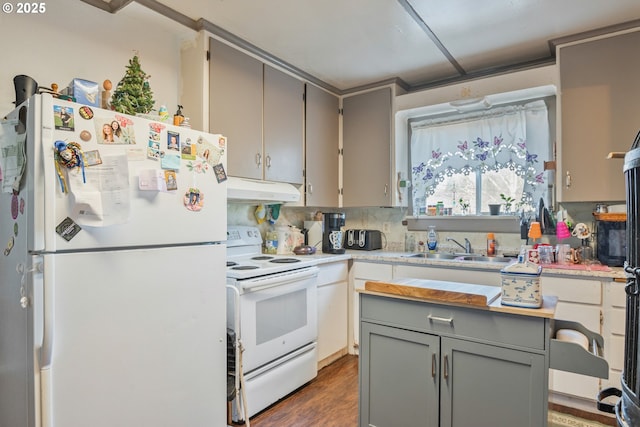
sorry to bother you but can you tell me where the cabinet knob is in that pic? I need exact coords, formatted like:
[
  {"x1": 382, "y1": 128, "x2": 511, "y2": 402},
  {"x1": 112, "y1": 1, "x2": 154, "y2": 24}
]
[
  {"x1": 255, "y1": 153, "x2": 262, "y2": 167},
  {"x1": 265, "y1": 154, "x2": 272, "y2": 169},
  {"x1": 565, "y1": 171, "x2": 572, "y2": 188},
  {"x1": 307, "y1": 183, "x2": 313, "y2": 195}
]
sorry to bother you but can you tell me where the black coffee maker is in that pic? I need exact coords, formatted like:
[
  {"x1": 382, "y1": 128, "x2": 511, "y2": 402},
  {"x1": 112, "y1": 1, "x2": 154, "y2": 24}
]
[{"x1": 322, "y1": 212, "x2": 346, "y2": 254}]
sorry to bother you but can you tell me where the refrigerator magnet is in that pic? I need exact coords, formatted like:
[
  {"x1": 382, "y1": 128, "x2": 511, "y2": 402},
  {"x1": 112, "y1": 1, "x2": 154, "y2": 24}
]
[
  {"x1": 165, "y1": 170, "x2": 177, "y2": 191},
  {"x1": 80, "y1": 130, "x2": 92, "y2": 141},
  {"x1": 55, "y1": 217, "x2": 82, "y2": 242},
  {"x1": 78, "y1": 106, "x2": 94, "y2": 120},
  {"x1": 11, "y1": 193, "x2": 18, "y2": 219},
  {"x1": 161, "y1": 153, "x2": 180, "y2": 170},
  {"x1": 53, "y1": 105, "x2": 74, "y2": 131},
  {"x1": 4, "y1": 236, "x2": 14, "y2": 256},
  {"x1": 213, "y1": 163, "x2": 227, "y2": 183},
  {"x1": 184, "y1": 188, "x2": 203, "y2": 211},
  {"x1": 167, "y1": 131, "x2": 180, "y2": 151}
]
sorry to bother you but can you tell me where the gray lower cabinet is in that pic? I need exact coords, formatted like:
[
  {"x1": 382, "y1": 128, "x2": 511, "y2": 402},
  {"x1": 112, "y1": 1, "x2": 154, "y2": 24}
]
[{"x1": 359, "y1": 293, "x2": 547, "y2": 427}]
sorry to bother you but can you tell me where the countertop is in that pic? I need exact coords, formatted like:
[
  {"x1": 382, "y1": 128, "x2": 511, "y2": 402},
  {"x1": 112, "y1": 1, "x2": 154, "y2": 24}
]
[
  {"x1": 346, "y1": 250, "x2": 626, "y2": 281},
  {"x1": 360, "y1": 277, "x2": 558, "y2": 319},
  {"x1": 298, "y1": 249, "x2": 625, "y2": 280}
]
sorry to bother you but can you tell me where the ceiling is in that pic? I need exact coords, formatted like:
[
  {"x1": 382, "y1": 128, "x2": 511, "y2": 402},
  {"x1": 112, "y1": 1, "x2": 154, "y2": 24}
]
[{"x1": 89, "y1": 0, "x2": 640, "y2": 93}]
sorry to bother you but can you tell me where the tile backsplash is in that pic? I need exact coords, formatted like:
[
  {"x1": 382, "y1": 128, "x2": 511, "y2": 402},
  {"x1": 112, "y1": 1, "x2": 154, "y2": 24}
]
[{"x1": 227, "y1": 200, "x2": 622, "y2": 256}]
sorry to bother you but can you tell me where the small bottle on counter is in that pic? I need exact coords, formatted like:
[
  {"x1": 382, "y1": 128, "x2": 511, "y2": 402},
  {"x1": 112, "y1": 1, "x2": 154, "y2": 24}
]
[
  {"x1": 487, "y1": 232, "x2": 497, "y2": 256},
  {"x1": 427, "y1": 226, "x2": 438, "y2": 252}
]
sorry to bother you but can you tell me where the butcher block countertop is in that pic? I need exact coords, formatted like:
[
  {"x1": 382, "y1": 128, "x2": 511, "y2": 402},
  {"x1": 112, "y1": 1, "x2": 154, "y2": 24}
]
[{"x1": 362, "y1": 278, "x2": 557, "y2": 319}]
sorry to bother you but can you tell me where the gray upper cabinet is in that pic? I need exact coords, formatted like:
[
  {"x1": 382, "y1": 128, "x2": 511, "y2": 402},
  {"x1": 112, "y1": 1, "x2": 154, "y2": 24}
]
[
  {"x1": 343, "y1": 87, "x2": 392, "y2": 207},
  {"x1": 209, "y1": 38, "x2": 263, "y2": 180},
  {"x1": 558, "y1": 30, "x2": 640, "y2": 202},
  {"x1": 305, "y1": 84, "x2": 339, "y2": 206},
  {"x1": 209, "y1": 38, "x2": 304, "y2": 184},
  {"x1": 263, "y1": 65, "x2": 304, "y2": 184}
]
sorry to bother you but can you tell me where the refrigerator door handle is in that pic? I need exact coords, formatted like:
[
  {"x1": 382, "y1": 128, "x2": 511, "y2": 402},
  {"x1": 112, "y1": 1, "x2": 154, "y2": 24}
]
[{"x1": 35, "y1": 255, "x2": 54, "y2": 369}]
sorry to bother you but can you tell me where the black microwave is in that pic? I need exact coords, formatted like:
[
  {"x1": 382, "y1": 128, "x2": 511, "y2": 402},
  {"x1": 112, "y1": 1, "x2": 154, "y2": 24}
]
[{"x1": 596, "y1": 219, "x2": 626, "y2": 267}]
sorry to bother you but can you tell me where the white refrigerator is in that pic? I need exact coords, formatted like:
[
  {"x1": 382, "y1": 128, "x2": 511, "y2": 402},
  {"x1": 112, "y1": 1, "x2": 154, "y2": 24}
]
[{"x1": 0, "y1": 94, "x2": 227, "y2": 427}]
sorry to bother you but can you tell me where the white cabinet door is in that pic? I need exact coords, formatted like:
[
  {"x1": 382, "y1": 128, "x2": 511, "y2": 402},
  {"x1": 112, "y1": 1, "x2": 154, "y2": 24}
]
[
  {"x1": 351, "y1": 262, "x2": 393, "y2": 350},
  {"x1": 317, "y1": 261, "x2": 348, "y2": 364},
  {"x1": 603, "y1": 280, "x2": 626, "y2": 390}
]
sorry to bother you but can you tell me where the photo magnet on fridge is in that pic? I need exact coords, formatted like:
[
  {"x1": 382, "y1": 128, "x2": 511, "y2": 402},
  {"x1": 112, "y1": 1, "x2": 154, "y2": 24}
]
[
  {"x1": 54, "y1": 105, "x2": 74, "y2": 131},
  {"x1": 213, "y1": 163, "x2": 227, "y2": 183}
]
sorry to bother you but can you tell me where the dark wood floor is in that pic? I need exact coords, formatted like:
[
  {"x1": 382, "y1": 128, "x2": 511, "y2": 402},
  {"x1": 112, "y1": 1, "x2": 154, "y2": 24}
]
[
  {"x1": 241, "y1": 354, "x2": 616, "y2": 427},
  {"x1": 247, "y1": 355, "x2": 359, "y2": 427}
]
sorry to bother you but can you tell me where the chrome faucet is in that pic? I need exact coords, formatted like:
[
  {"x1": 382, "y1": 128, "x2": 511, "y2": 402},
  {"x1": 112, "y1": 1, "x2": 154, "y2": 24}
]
[{"x1": 446, "y1": 237, "x2": 472, "y2": 254}]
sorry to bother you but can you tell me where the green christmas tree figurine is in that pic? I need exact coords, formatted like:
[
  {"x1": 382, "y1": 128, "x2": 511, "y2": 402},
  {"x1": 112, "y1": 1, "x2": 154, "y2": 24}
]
[{"x1": 111, "y1": 54, "x2": 154, "y2": 115}]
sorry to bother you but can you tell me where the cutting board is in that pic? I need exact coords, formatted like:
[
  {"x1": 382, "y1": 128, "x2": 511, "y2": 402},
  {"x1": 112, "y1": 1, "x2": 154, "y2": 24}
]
[{"x1": 365, "y1": 278, "x2": 502, "y2": 307}]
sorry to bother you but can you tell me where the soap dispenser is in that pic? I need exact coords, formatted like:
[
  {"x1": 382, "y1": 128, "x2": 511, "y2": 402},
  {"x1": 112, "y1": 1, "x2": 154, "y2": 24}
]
[{"x1": 427, "y1": 225, "x2": 438, "y2": 252}]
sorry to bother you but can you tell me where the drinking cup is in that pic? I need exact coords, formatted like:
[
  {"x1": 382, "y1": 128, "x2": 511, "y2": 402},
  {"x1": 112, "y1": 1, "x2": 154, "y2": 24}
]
[
  {"x1": 329, "y1": 230, "x2": 343, "y2": 250},
  {"x1": 538, "y1": 245, "x2": 553, "y2": 264},
  {"x1": 555, "y1": 244, "x2": 571, "y2": 265}
]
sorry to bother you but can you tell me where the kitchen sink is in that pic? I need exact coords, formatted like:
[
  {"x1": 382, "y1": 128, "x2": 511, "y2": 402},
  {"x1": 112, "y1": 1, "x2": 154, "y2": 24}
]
[
  {"x1": 406, "y1": 253, "x2": 515, "y2": 263},
  {"x1": 460, "y1": 256, "x2": 514, "y2": 263},
  {"x1": 406, "y1": 253, "x2": 459, "y2": 260}
]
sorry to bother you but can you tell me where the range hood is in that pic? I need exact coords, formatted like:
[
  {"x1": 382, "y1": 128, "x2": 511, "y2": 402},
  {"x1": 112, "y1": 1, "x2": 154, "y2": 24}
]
[{"x1": 227, "y1": 176, "x2": 301, "y2": 203}]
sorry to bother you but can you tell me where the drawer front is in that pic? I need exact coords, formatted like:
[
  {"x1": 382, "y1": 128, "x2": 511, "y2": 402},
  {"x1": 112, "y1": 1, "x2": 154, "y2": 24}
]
[
  {"x1": 541, "y1": 277, "x2": 601, "y2": 305},
  {"x1": 607, "y1": 281, "x2": 626, "y2": 308},
  {"x1": 360, "y1": 293, "x2": 545, "y2": 350},
  {"x1": 353, "y1": 261, "x2": 392, "y2": 280},
  {"x1": 317, "y1": 261, "x2": 348, "y2": 287}
]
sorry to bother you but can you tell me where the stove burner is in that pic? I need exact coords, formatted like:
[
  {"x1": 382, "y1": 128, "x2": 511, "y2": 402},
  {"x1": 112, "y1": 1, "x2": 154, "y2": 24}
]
[
  {"x1": 252, "y1": 255, "x2": 274, "y2": 261},
  {"x1": 232, "y1": 265, "x2": 260, "y2": 270},
  {"x1": 270, "y1": 258, "x2": 301, "y2": 264},
  {"x1": 227, "y1": 261, "x2": 238, "y2": 267}
]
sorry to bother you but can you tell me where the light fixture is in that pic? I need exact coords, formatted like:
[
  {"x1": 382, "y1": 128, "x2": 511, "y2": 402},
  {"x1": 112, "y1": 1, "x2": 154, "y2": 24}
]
[{"x1": 448, "y1": 97, "x2": 492, "y2": 112}]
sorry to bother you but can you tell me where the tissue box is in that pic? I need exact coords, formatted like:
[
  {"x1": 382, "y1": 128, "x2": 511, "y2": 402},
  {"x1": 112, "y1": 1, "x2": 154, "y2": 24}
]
[
  {"x1": 63, "y1": 79, "x2": 100, "y2": 107},
  {"x1": 500, "y1": 262, "x2": 542, "y2": 308}
]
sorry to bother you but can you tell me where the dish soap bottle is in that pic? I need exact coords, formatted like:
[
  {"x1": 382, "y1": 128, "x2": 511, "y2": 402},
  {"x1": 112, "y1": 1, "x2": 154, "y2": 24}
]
[
  {"x1": 487, "y1": 233, "x2": 496, "y2": 256},
  {"x1": 427, "y1": 225, "x2": 438, "y2": 252}
]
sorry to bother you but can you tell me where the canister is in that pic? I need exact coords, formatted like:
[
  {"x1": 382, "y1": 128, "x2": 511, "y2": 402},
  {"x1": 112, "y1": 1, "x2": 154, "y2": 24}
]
[{"x1": 500, "y1": 261, "x2": 542, "y2": 308}]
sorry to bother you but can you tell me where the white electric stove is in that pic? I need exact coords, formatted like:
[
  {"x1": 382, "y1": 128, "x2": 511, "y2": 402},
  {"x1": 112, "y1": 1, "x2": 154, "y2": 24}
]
[{"x1": 226, "y1": 225, "x2": 319, "y2": 422}]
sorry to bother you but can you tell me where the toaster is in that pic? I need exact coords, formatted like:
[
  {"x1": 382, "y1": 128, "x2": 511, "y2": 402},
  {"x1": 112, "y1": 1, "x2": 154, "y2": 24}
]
[{"x1": 344, "y1": 229, "x2": 382, "y2": 250}]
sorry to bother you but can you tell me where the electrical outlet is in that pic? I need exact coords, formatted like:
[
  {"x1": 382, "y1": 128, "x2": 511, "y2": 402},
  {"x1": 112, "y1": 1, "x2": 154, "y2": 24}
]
[{"x1": 382, "y1": 222, "x2": 391, "y2": 233}]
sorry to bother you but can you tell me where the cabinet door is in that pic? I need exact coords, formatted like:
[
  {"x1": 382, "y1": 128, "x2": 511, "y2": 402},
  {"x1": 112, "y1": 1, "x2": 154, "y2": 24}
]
[
  {"x1": 352, "y1": 262, "x2": 393, "y2": 349},
  {"x1": 343, "y1": 87, "x2": 392, "y2": 207},
  {"x1": 559, "y1": 30, "x2": 640, "y2": 202},
  {"x1": 209, "y1": 38, "x2": 263, "y2": 180},
  {"x1": 264, "y1": 65, "x2": 304, "y2": 184},
  {"x1": 359, "y1": 322, "x2": 439, "y2": 427},
  {"x1": 440, "y1": 338, "x2": 546, "y2": 427},
  {"x1": 317, "y1": 280, "x2": 348, "y2": 363},
  {"x1": 317, "y1": 261, "x2": 348, "y2": 364},
  {"x1": 305, "y1": 84, "x2": 339, "y2": 206}
]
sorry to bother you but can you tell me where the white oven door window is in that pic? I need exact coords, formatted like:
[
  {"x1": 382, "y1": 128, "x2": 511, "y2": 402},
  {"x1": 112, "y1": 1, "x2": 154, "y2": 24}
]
[{"x1": 239, "y1": 270, "x2": 318, "y2": 372}]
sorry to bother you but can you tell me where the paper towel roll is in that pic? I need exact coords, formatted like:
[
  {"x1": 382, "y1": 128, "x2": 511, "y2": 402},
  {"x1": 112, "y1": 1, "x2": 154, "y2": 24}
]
[
  {"x1": 304, "y1": 221, "x2": 323, "y2": 248},
  {"x1": 555, "y1": 329, "x2": 589, "y2": 351}
]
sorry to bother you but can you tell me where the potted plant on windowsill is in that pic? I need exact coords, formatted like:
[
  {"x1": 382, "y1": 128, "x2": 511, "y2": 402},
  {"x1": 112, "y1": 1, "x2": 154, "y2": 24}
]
[
  {"x1": 458, "y1": 198, "x2": 470, "y2": 215},
  {"x1": 500, "y1": 194, "x2": 516, "y2": 214}
]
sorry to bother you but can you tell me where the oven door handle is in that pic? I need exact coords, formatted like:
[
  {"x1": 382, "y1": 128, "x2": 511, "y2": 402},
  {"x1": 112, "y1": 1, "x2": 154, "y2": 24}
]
[{"x1": 241, "y1": 267, "x2": 319, "y2": 292}]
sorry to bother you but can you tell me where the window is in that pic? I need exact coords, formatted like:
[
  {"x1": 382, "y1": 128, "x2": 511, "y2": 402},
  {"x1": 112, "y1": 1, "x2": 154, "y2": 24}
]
[{"x1": 409, "y1": 100, "x2": 551, "y2": 216}]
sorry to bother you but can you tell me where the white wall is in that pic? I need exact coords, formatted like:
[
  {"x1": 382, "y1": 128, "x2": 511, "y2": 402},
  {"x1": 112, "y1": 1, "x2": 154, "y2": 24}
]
[{"x1": 0, "y1": 0, "x2": 195, "y2": 115}]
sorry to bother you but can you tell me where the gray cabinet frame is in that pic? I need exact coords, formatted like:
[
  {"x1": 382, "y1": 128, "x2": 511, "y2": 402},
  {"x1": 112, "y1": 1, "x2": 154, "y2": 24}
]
[{"x1": 359, "y1": 293, "x2": 549, "y2": 427}]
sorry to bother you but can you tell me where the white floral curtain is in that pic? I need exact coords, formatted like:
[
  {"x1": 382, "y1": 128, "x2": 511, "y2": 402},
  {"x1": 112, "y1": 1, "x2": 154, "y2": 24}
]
[{"x1": 410, "y1": 100, "x2": 550, "y2": 210}]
